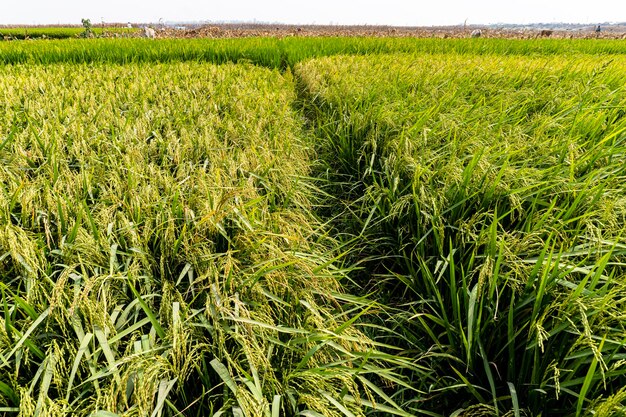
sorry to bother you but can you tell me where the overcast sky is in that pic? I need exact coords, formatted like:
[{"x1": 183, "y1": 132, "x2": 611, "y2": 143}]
[{"x1": 3, "y1": 1, "x2": 626, "y2": 26}]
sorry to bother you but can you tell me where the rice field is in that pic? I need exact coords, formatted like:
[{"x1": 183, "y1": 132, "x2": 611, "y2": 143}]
[
  {"x1": 3, "y1": 37, "x2": 626, "y2": 67},
  {"x1": 296, "y1": 53, "x2": 626, "y2": 416},
  {"x1": 0, "y1": 38, "x2": 626, "y2": 417},
  {"x1": 0, "y1": 27, "x2": 139, "y2": 40}
]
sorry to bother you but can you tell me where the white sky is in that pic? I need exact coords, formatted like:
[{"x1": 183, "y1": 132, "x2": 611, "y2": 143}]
[{"x1": 3, "y1": 1, "x2": 626, "y2": 26}]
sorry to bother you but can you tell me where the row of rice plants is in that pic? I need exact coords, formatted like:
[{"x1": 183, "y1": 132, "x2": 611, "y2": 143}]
[
  {"x1": 0, "y1": 38, "x2": 285, "y2": 66},
  {"x1": 0, "y1": 27, "x2": 139, "y2": 40},
  {"x1": 2, "y1": 37, "x2": 626, "y2": 67},
  {"x1": 295, "y1": 53, "x2": 626, "y2": 415},
  {"x1": 281, "y1": 37, "x2": 626, "y2": 67},
  {"x1": 0, "y1": 62, "x2": 410, "y2": 416}
]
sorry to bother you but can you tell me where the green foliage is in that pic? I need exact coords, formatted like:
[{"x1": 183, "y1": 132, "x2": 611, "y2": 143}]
[
  {"x1": 81, "y1": 19, "x2": 93, "y2": 38},
  {"x1": 0, "y1": 62, "x2": 409, "y2": 416},
  {"x1": 2, "y1": 37, "x2": 626, "y2": 417},
  {"x1": 295, "y1": 53, "x2": 626, "y2": 415},
  {"x1": 1, "y1": 37, "x2": 626, "y2": 67},
  {"x1": 0, "y1": 27, "x2": 140, "y2": 40}
]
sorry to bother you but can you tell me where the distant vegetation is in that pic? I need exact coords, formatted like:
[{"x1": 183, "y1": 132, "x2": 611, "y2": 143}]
[{"x1": 0, "y1": 26, "x2": 139, "y2": 40}]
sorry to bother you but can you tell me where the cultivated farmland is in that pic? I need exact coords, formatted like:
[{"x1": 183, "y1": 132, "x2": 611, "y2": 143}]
[
  {"x1": 0, "y1": 38, "x2": 625, "y2": 417},
  {"x1": 0, "y1": 27, "x2": 139, "y2": 40},
  {"x1": 297, "y1": 53, "x2": 626, "y2": 415}
]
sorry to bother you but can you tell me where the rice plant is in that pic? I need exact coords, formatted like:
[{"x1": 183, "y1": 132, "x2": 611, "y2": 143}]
[
  {"x1": 296, "y1": 53, "x2": 626, "y2": 415},
  {"x1": 0, "y1": 62, "x2": 413, "y2": 417},
  {"x1": 0, "y1": 27, "x2": 139, "y2": 40},
  {"x1": 3, "y1": 36, "x2": 626, "y2": 417},
  {"x1": 2, "y1": 37, "x2": 626, "y2": 68}
]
